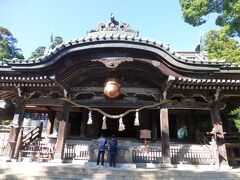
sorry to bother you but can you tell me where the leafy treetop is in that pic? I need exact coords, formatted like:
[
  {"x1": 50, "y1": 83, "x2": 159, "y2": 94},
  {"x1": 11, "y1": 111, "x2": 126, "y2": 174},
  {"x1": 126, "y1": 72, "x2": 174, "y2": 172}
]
[
  {"x1": 0, "y1": 26, "x2": 24, "y2": 59},
  {"x1": 203, "y1": 29, "x2": 240, "y2": 63},
  {"x1": 29, "y1": 36, "x2": 63, "y2": 60},
  {"x1": 179, "y1": 0, "x2": 240, "y2": 37}
]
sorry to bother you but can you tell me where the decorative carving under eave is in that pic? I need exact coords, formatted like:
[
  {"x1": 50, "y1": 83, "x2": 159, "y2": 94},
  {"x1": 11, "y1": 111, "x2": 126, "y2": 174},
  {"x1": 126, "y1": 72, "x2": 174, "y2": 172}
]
[
  {"x1": 181, "y1": 97, "x2": 196, "y2": 103},
  {"x1": 49, "y1": 91, "x2": 62, "y2": 98},
  {"x1": 28, "y1": 91, "x2": 42, "y2": 99},
  {"x1": 91, "y1": 57, "x2": 133, "y2": 69},
  {"x1": 201, "y1": 89, "x2": 224, "y2": 104},
  {"x1": 16, "y1": 86, "x2": 27, "y2": 98},
  {"x1": 211, "y1": 102, "x2": 226, "y2": 110}
]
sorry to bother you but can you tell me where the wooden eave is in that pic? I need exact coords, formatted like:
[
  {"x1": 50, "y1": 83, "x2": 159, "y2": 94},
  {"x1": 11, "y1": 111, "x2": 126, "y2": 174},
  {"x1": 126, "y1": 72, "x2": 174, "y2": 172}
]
[
  {"x1": 0, "y1": 35, "x2": 240, "y2": 79},
  {"x1": 0, "y1": 34, "x2": 240, "y2": 102}
]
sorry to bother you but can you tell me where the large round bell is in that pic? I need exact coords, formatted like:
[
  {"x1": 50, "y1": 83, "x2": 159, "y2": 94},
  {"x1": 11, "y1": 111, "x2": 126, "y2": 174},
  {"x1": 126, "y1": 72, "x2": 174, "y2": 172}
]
[{"x1": 103, "y1": 78, "x2": 121, "y2": 98}]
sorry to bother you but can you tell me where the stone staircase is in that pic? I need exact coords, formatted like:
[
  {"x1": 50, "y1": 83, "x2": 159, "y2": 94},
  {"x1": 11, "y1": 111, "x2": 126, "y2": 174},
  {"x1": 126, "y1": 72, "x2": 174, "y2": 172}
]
[{"x1": 0, "y1": 162, "x2": 240, "y2": 180}]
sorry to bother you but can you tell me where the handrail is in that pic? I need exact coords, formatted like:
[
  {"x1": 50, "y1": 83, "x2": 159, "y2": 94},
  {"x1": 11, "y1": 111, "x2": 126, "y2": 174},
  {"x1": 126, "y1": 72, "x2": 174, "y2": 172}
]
[{"x1": 22, "y1": 122, "x2": 43, "y2": 148}]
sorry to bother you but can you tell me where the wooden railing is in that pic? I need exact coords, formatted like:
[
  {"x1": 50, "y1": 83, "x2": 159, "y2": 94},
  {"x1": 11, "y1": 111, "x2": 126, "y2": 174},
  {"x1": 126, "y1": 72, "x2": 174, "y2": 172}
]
[
  {"x1": 64, "y1": 144, "x2": 89, "y2": 160},
  {"x1": 226, "y1": 143, "x2": 240, "y2": 166},
  {"x1": 225, "y1": 133, "x2": 240, "y2": 143},
  {"x1": 22, "y1": 122, "x2": 43, "y2": 148},
  {"x1": 62, "y1": 142, "x2": 215, "y2": 165},
  {"x1": 132, "y1": 145, "x2": 215, "y2": 164},
  {"x1": 132, "y1": 146, "x2": 162, "y2": 163},
  {"x1": 170, "y1": 146, "x2": 215, "y2": 165},
  {"x1": 0, "y1": 125, "x2": 10, "y2": 156},
  {"x1": 21, "y1": 139, "x2": 55, "y2": 162}
]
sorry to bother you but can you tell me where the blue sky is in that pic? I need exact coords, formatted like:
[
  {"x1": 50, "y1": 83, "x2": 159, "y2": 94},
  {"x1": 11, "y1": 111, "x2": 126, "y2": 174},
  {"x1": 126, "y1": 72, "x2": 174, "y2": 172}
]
[{"x1": 0, "y1": 0, "x2": 218, "y2": 58}]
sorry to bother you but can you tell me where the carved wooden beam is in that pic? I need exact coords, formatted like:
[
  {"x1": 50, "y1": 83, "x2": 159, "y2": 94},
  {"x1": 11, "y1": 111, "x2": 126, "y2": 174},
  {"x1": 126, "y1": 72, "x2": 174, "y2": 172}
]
[
  {"x1": 71, "y1": 87, "x2": 160, "y2": 95},
  {"x1": 50, "y1": 75, "x2": 69, "y2": 97},
  {"x1": 161, "y1": 75, "x2": 176, "y2": 93},
  {"x1": 164, "y1": 101, "x2": 212, "y2": 110},
  {"x1": 25, "y1": 98, "x2": 62, "y2": 106}
]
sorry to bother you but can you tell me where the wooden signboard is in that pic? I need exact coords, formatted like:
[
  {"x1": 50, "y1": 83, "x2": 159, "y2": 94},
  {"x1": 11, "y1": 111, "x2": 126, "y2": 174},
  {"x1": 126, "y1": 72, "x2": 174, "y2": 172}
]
[{"x1": 140, "y1": 129, "x2": 151, "y2": 139}]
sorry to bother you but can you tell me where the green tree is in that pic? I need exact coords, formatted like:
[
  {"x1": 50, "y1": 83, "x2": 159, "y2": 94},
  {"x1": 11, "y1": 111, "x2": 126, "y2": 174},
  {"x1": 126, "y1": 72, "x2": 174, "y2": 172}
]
[
  {"x1": 229, "y1": 108, "x2": 240, "y2": 132},
  {"x1": 50, "y1": 36, "x2": 63, "y2": 49},
  {"x1": 203, "y1": 29, "x2": 240, "y2": 63},
  {"x1": 29, "y1": 36, "x2": 63, "y2": 59},
  {"x1": 0, "y1": 26, "x2": 24, "y2": 59},
  {"x1": 29, "y1": 46, "x2": 46, "y2": 59},
  {"x1": 179, "y1": 0, "x2": 240, "y2": 37}
]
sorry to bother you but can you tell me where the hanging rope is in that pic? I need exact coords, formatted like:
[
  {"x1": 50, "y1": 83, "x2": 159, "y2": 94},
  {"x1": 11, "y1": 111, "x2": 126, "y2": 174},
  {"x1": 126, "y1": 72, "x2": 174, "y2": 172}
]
[{"x1": 59, "y1": 97, "x2": 172, "y2": 119}]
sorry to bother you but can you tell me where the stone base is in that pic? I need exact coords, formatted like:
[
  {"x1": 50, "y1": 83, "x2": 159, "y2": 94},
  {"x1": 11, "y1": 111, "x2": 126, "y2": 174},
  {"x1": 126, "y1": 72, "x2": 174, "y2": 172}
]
[
  {"x1": 146, "y1": 163, "x2": 162, "y2": 168},
  {"x1": 0, "y1": 156, "x2": 14, "y2": 162},
  {"x1": 218, "y1": 164, "x2": 233, "y2": 170},
  {"x1": 72, "y1": 159, "x2": 88, "y2": 165},
  {"x1": 84, "y1": 162, "x2": 136, "y2": 168},
  {"x1": 51, "y1": 158, "x2": 65, "y2": 163},
  {"x1": 160, "y1": 163, "x2": 175, "y2": 168}
]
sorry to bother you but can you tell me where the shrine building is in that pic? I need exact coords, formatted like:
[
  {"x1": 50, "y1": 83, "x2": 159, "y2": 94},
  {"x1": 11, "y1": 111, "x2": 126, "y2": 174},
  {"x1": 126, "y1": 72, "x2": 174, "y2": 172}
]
[{"x1": 0, "y1": 16, "x2": 240, "y2": 167}]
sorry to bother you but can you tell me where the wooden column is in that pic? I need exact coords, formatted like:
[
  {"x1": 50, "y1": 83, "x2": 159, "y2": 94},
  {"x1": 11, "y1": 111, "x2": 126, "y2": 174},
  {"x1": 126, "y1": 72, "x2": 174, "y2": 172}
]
[
  {"x1": 54, "y1": 102, "x2": 69, "y2": 160},
  {"x1": 80, "y1": 110, "x2": 87, "y2": 138},
  {"x1": 46, "y1": 111, "x2": 56, "y2": 136},
  {"x1": 210, "y1": 103, "x2": 228, "y2": 166},
  {"x1": 7, "y1": 99, "x2": 25, "y2": 160},
  {"x1": 151, "y1": 110, "x2": 157, "y2": 142},
  {"x1": 160, "y1": 108, "x2": 171, "y2": 164}
]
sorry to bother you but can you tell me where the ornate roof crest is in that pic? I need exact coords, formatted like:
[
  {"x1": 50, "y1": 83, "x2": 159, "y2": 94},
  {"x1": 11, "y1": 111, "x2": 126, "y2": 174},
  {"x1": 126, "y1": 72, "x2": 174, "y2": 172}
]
[{"x1": 87, "y1": 13, "x2": 139, "y2": 37}]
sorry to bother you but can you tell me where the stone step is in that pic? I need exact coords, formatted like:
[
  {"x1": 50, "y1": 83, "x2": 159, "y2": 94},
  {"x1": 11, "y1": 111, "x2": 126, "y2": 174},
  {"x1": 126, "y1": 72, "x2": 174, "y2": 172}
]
[{"x1": 0, "y1": 162, "x2": 240, "y2": 180}]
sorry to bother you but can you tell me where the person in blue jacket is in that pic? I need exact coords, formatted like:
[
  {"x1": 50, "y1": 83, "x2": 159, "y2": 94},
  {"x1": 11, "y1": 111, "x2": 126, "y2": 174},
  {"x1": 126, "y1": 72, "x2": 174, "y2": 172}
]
[
  {"x1": 108, "y1": 134, "x2": 118, "y2": 167},
  {"x1": 96, "y1": 134, "x2": 107, "y2": 167}
]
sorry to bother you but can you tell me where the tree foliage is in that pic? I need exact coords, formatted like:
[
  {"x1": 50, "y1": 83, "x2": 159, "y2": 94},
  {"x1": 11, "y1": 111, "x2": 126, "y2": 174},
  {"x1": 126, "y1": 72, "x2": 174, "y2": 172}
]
[
  {"x1": 50, "y1": 36, "x2": 63, "y2": 49},
  {"x1": 0, "y1": 26, "x2": 24, "y2": 59},
  {"x1": 29, "y1": 46, "x2": 46, "y2": 59},
  {"x1": 29, "y1": 36, "x2": 63, "y2": 59},
  {"x1": 179, "y1": 0, "x2": 240, "y2": 37},
  {"x1": 229, "y1": 108, "x2": 240, "y2": 132},
  {"x1": 203, "y1": 29, "x2": 240, "y2": 63}
]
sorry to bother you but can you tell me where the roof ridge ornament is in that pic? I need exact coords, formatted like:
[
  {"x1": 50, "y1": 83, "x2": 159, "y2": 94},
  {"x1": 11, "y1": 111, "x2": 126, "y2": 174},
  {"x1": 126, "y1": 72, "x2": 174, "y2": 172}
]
[{"x1": 87, "y1": 14, "x2": 139, "y2": 37}]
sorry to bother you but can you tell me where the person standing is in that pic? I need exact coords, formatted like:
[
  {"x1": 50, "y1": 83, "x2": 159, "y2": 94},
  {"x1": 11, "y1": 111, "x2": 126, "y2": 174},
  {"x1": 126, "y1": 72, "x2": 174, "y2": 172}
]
[
  {"x1": 108, "y1": 134, "x2": 118, "y2": 167},
  {"x1": 96, "y1": 134, "x2": 107, "y2": 167},
  {"x1": 177, "y1": 125, "x2": 188, "y2": 139}
]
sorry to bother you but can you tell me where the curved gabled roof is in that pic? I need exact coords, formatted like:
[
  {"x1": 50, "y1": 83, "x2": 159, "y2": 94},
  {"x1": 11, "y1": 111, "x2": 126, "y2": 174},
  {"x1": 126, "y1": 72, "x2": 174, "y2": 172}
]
[
  {"x1": 0, "y1": 15, "x2": 240, "y2": 101},
  {"x1": 0, "y1": 34, "x2": 239, "y2": 77},
  {"x1": 1, "y1": 15, "x2": 240, "y2": 79}
]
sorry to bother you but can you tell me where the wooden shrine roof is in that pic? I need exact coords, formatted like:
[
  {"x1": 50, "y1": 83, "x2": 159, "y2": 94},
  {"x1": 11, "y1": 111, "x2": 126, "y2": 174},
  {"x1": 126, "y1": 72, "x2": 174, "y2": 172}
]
[{"x1": 0, "y1": 15, "x2": 240, "y2": 102}]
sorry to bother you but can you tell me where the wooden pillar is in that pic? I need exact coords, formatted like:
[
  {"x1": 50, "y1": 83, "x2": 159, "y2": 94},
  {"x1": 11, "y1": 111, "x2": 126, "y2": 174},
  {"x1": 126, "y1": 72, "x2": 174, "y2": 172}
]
[
  {"x1": 160, "y1": 108, "x2": 171, "y2": 164},
  {"x1": 7, "y1": 99, "x2": 25, "y2": 160},
  {"x1": 210, "y1": 103, "x2": 228, "y2": 166},
  {"x1": 80, "y1": 110, "x2": 87, "y2": 138},
  {"x1": 46, "y1": 111, "x2": 55, "y2": 136},
  {"x1": 151, "y1": 110, "x2": 157, "y2": 142},
  {"x1": 54, "y1": 102, "x2": 69, "y2": 160}
]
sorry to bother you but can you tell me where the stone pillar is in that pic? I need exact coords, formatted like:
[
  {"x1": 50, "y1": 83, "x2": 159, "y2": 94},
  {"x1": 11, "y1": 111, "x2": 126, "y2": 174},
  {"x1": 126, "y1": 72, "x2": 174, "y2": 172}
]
[
  {"x1": 54, "y1": 102, "x2": 69, "y2": 161},
  {"x1": 160, "y1": 108, "x2": 171, "y2": 165},
  {"x1": 210, "y1": 103, "x2": 228, "y2": 167},
  {"x1": 7, "y1": 99, "x2": 25, "y2": 160}
]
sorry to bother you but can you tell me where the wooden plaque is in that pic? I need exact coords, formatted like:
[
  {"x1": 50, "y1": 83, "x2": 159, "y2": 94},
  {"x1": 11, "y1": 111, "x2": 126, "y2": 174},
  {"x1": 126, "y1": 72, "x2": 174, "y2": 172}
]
[{"x1": 140, "y1": 129, "x2": 151, "y2": 139}]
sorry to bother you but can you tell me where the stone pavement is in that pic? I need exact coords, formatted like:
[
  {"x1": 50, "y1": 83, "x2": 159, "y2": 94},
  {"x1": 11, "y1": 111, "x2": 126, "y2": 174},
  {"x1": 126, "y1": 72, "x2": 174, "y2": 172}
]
[{"x1": 0, "y1": 158, "x2": 240, "y2": 180}]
